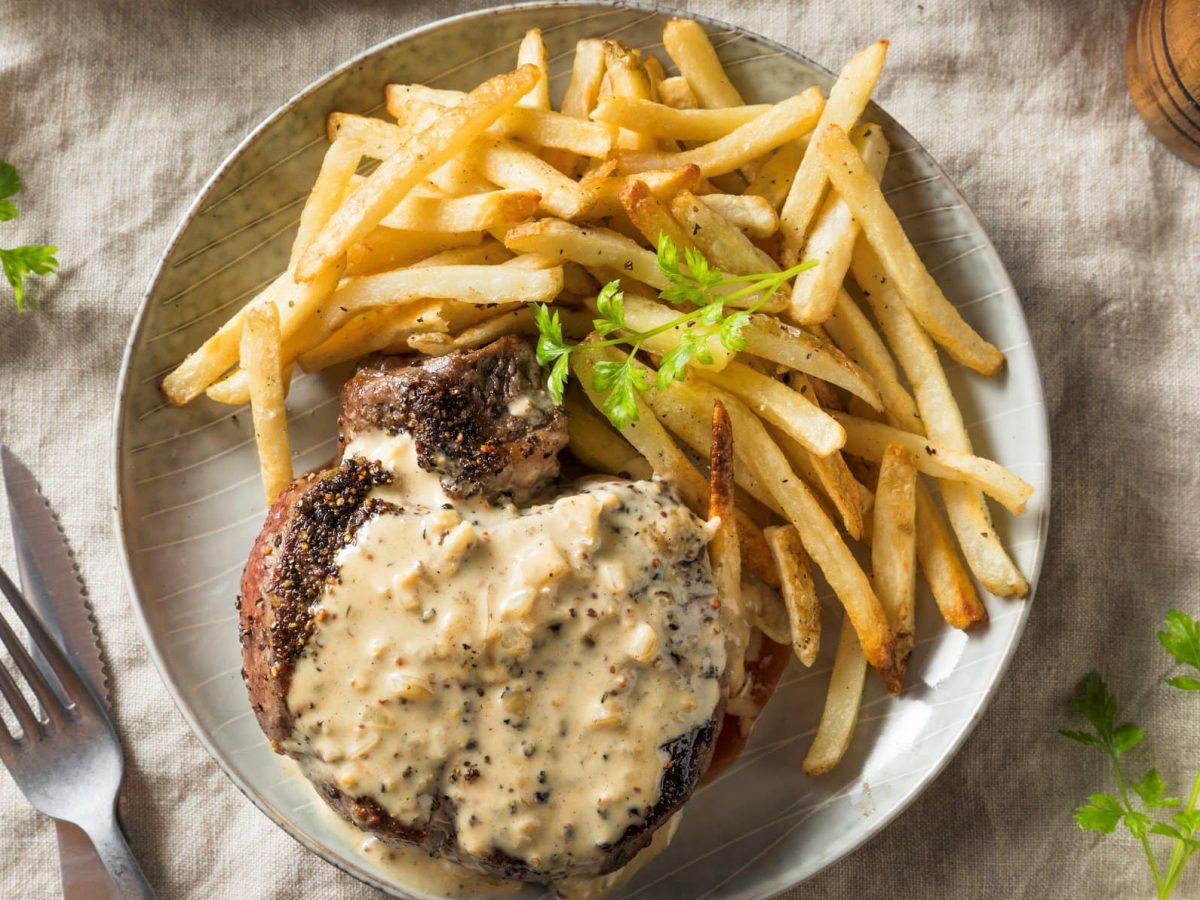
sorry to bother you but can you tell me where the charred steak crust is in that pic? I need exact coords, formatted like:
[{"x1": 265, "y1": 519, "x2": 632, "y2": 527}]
[
  {"x1": 337, "y1": 336, "x2": 567, "y2": 499},
  {"x1": 239, "y1": 457, "x2": 392, "y2": 743}
]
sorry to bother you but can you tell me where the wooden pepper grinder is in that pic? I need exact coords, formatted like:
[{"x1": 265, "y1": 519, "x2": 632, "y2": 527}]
[{"x1": 1126, "y1": 0, "x2": 1200, "y2": 165}]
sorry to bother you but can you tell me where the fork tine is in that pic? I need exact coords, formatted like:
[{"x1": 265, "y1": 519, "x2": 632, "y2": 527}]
[
  {"x1": 0, "y1": 637, "x2": 41, "y2": 742},
  {"x1": 0, "y1": 566, "x2": 80, "y2": 719}
]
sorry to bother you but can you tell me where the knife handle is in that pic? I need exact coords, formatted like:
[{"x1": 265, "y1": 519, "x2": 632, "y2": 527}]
[{"x1": 82, "y1": 813, "x2": 156, "y2": 900}]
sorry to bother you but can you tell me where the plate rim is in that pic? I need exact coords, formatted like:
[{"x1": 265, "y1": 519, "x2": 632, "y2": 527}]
[{"x1": 110, "y1": 2, "x2": 1052, "y2": 896}]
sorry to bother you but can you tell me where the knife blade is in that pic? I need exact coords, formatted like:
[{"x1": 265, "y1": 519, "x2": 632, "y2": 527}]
[{"x1": 2, "y1": 445, "x2": 118, "y2": 900}]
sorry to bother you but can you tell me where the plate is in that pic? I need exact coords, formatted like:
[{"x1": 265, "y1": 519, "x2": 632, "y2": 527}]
[{"x1": 113, "y1": 3, "x2": 1050, "y2": 897}]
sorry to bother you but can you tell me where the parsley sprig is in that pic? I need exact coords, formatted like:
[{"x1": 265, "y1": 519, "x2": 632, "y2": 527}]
[
  {"x1": 0, "y1": 161, "x2": 60, "y2": 311},
  {"x1": 532, "y1": 235, "x2": 815, "y2": 428},
  {"x1": 1062, "y1": 609, "x2": 1200, "y2": 898}
]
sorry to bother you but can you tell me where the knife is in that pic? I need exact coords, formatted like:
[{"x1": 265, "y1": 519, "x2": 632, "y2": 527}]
[{"x1": 2, "y1": 446, "x2": 120, "y2": 900}]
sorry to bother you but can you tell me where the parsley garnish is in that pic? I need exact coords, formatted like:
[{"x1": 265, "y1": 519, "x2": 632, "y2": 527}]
[
  {"x1": 533, "y1": 234, "x2": 815, "y2": 428},
  {"x1": 1062, "y1": 609, "x2": 1200, "y2": 898},
  {"x1": 0, "y1": 161, "x2": 60, "y2": 311}
]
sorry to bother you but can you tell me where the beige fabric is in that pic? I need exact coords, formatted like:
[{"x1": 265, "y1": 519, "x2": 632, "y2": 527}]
[{"x1": 1, "y1": 0, "x2": 1198, "y2": 897}]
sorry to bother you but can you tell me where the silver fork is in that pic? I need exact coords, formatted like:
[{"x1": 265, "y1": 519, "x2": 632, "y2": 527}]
[{"x1": 0, "y1": 565, "x2": 154, "y2": 898}]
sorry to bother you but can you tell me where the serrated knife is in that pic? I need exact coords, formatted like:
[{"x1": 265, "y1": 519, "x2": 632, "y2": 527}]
[{"x1": 2, "y1": 446, "x2": 120, "y2": 900}]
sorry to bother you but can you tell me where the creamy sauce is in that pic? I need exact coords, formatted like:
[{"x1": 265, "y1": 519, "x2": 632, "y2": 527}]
[{"x1": 285, "y1": 430, "x2": 725, "y2": 878}]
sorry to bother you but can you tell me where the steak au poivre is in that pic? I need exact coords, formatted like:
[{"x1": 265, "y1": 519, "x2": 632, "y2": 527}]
[{"x1": 239, "y1": 337, "x2": 782, "y2": 883}]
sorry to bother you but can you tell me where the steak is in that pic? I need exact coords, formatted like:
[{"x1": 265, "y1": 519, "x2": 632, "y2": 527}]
[{"x1": 239, "y1": 338, "x2": 727, "y2": 883}]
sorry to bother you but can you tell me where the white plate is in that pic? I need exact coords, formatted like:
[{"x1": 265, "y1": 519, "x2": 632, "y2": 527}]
[{"x1": 113, "y1": 4, "x2": 1051, "y2": 897}]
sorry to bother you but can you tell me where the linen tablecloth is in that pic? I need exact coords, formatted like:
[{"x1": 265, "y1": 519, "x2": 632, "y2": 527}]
[{"x1": 2, "y1": 1, "x2": 1198, "y2": 896}]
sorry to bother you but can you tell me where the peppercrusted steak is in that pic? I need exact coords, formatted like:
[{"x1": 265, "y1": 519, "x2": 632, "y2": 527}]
[{"x1": 239, "y1": 338, "x2": 728, "y2": 883}]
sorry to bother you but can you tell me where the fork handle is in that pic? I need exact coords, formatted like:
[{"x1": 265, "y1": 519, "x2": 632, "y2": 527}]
[{"x1": 83, "y1": 814, "x2": 156, "y2": 899}]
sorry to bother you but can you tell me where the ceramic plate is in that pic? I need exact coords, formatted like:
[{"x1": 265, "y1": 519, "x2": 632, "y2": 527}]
[{"x1": 113, "y1": 3, "x2": 1050, "y2": 897}]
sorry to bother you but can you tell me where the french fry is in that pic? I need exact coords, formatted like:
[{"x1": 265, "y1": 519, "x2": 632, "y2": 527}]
[
  {"x1": 298, "y1": 65, "x2": 540, "y2": 282},
  {"x1": 583, "y1": 165, "x2": 703, "y2": 219},
  {"x1": 656, "y1": 75, "x2": 700, "y2": 110},
  {"x1": 472, "y1": 139, "x2": 594, "y2": 219},
  {"x1": 619, "y1": 180, "x2": 695, "y2": 250},
  {"x1": 770, "y1": 417, "x2": 866, "y2": 541},
  {"x1": 516, "y1": 28, "x2": 550, "y2": 109},
  {"x1": 297, "y1": 300, "x2": 448, "y2": 373},
  {"x1": 745, "y1": 140, "x2": 806, "y2": 210},
  {"x1": 615, "y1": 87, "x2": 824, "y2": 177},
  {"x1": 662, "y1": 18, "x2": 745, "y2": 109},
  {"x1": 676, "y1": 377, "x2": 898, "y2": 688},
  {"x1": 345, "y1": 229, "x2": 483, "y2": 277},
  {"x1": 563, "y1": 391, "x2": 654, "y2": 481},
  {"x1": 854, "y1": 238, "x2": 1028, "y2": 596},
  {"x1": 822, "y1": 128, "x2": 1004, "y2": 374},
  {"x1": 872, "y1": 444, "x2": 917, "y2": 682},
  {"x1": 378, "y1": 189, "x2": 540, "y2": 233},
  {"x1": 603, "y1": 41, "x2": 658, "y2": 151},
  {"x1": 915, "y1": 481, "x2": 988, "y2": 627},
  {"x1": 803, "y1": 612, "x2": 868, "y2": 775},
  {"x1": 823, "y1": 290, "x2": 920, "y2": 430},
  {"x1": 695, "y1": 193, "x2": 779, "y2": 239},
  {"x1": 590, "y1": 98, "x2": 771, "y2": 141},
  {"x1": 780, "y1": 40, "x2": 888, "y2": 251},
  {"x1": 544, "y1": 38, "x2": 608, "y2": 175},
  {"x1": 764, "y1": 525, "x2": 821, "y2": 666},
  {"x1": 788, "y1": 123, "x2": 889, "y2": 322},
  {"x1": 669, "y1": 190, "x2": 779, "y2": 280},
  {"x1": 161, "y1": 139, "x2": 362, "y2": 405},
  {"x1": 742, "y1": 576, "x2": 792, "y2": 647},
  {"x1": 326, "y1": 112, "x2": 404, "y2": 158},
  {"x1": 504, "y1": 218, "x2": 669, "y2": 289},
  {"x1": 709, "y1": 399, "x2": 748, "y2": 694},
  {"x1": 693, "y1": 361, "x2": 846, "y2": 457},
  {"x1": 742, "y1": 315, "x2": 883, "y2": 410},
  {"x1": 832, "y1": 411, "x2": 1034, "y2": 514},
  {"x1": 241, "y1": 304, "x2": 292, "y2": 503}
]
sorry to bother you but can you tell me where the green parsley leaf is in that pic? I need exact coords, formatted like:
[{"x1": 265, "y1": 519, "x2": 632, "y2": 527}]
[
  {"x1": 1151, "y1": 822, "x2": 1184, "y2": 841},
  {"x1": 1, "y1": 244, "x2": 59, "y2": 312},
  {"x1": 1125, "y1": 810, "x2": 1152, "y2": 839},
  {"x1": 532, "y1": 304, "x2": 567, "y2": 362},
  {"x1": 547, "y1": 354, "x2": 569, "y2": 404},
  {"x1": 1112, "y1": 723, "x2": 1146, "y2": 755},
  {"x1": 719, "y1": 311, "x2": 751, "y2": 352},
  {"x1": 1131, "y1": 770, "x2": 1180, "y2": 809},
  {"x1": 1165, "y1": 675, "x2": 1200, "y2": 692},
  {"x1": 1059, "y1": 728, "x2": 1103, "y2": 750},
  {"x1": 1074, "y1": 794, "x2": 1123, "y2": 834},
  {"x1": 1158, "y1": 610, "x2": 1200, "y2": 674},
  {"x1": 594, "y1": 359, "x2": 649, "y2": 430},
  {"x1": 1071, "y1": 671, "x2": 1118, "y2": 745},
  {"x1": 0, "y1": 161, "x2": 20, "y2": 222}
]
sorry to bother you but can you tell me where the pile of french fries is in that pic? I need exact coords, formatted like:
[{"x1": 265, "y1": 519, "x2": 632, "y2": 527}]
[{"x1": 162, "y1": 19, "x2": 1034, "y2": 776}]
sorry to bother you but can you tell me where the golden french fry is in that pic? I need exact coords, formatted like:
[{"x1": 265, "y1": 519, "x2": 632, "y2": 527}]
[
  {"x1": 656, "y1": 75, "x2": 699, "y2": 110},
  {"x1": 471, "y1": 138, "x2": 594, "y2": 219},
  {"x1": 615, "y1": 87, "x2": 824, "y2": 176},
  {"x1": 504, "y1": 218, "x2": 668, "y2": 288},
  {"x1": 345, "y1": 229, "x2": 483, "y2": 277},
  {"x1": 823, "y1": 290, "x2": 920, "y2": 430},
  {"x1": 662, "y1": 18, "x2": 745, "y2": 108},
  {"x1": 544, "y1": 38, "x2": 608, "y2": 175},
  {"x1": 618, "y1": 180, "x2": 695, "y2": 250},
  {"x1": 770, "y1": 417, "x2": 866, "y2": 542},
  {"x1": 693, "y1": 361, "x2": 846, "y2": 457},
  {"x1": 161, "y1": 139, "x2": 361, "y2": 405},
  {"x1": 378, "y1": 189, "x2": 540, "y2": 233},
  {"x1": 297, "y1": 300, "x2": 448, "y2": 373},
  {"x1": 603, "y1": 41, "x2": 658, "y2": 151},
  {"x1": 708, "y1": 399, "x2": 748, "y2": 694},
  {"x1": 853, "y1": 238, "x2": 1028, "y2": 596},
  {"x1": 803, "y1": 612, "x2": 868, "y2": 775},
  {"x1": 833, "y1": 411, "x2": 1034, "y2": 514},
  {"x1": 678, "y1": 377, "x2": 897, "y2": 688},
  {"x1": 742, "y1": 576, "x2": 792, "y2": 646},
  {"x1": 695, "y1": 193, "x2": 779, "y2": 239},
  {"x1": 764, "y1": 525, "x2": 821, "y2": 667},
  {"x1": 562, "y1": 391, "x2": 653, "y2": 481},
  {"x1": 516, "y1": 28, "x2": 550, "y2": 109},
  {"x1": 872, "y1": 443, "x2": 917, "y2": 683},
  {"x1": 780, "y1": 40, "x2": 888, "y2": 251},
  {"x1": 742, "y1": 315, "x2": 883, "y2": 410},
  {"x1": 590, "y1": 98, "x2": 771, "y2": 141},
  {"x1": 745, "y1": 140, "x2": 806, "y2": 210},
  {"x1": 915, "y1": 480, "x2": 988, "y2": 627},
  {"x1": 788, "y1": 123, "x2": 889, "y2": 322},
  {"x1": 242, "y1": 304, "x2": 292, "y2": 503},
  {"x1": 298, "y1": 65, "x2": 540, "y2": 282},
  {"x1": 668, "y1": 191, "x2": 781, "y2": 297},
  {"x1": 583, "y1": 165, "x2": 703, "y2": 219},
  {"x1": 823, "y1": 128, "x2": 1004, "y2": 375}
]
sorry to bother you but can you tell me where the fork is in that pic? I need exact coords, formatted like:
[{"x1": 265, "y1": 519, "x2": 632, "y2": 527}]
[{"x1": 0, "y1": 565, "x2": 154, "y2": 898}]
